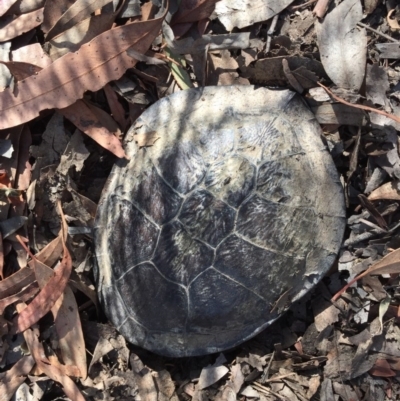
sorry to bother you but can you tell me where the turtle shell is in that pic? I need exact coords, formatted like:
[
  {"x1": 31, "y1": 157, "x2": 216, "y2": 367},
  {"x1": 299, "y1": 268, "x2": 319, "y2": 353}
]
[{"x1": 94, "y1": 86, "x2": 345, "y2": 357}]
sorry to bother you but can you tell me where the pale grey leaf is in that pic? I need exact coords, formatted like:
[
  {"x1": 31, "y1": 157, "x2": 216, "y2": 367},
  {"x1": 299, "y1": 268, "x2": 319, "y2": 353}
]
[{"x1": 316, "y1": 0, "x2": 367, "y2": 91}]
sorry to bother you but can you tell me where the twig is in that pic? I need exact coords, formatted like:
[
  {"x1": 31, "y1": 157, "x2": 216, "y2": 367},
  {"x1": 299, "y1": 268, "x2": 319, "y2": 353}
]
[
  {"x1": 317, "y1": 82, "x2": 400, "y2": 124},
  {"x1": 291, "y1": 0, "x2": 318, "y2": 11},
  {"x1": 357, "y1": 21, "x2": 399, "y2": 43},
  {"x1": 265, "y1": 15, "x2": 279, "y2": 54}
]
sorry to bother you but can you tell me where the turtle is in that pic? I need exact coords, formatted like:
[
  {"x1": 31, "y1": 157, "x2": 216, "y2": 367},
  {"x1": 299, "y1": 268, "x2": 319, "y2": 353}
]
[{"x1": 94, "y1": 85, "x2": 346, "y2": 358}]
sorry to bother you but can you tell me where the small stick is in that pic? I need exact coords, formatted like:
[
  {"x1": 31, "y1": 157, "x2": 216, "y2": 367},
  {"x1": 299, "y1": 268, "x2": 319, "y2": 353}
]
[
  {"x1": 291, "y1": 0, "x2": 318, "y2": 10},
  {"x1": 317, "y1": 82, "x2": 400, "y2": 124},
  {"x1": 265, "y1": 15, "x2": 279, "y2": 54},
  {"x1": 357, "y1": 21, "x2": 399, "y2": 43}
]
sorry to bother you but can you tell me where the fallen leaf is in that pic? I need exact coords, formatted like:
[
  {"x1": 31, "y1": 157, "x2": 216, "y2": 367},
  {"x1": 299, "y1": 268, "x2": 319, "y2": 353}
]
[
  {"x1": 332, "y1": 248, "x2": 400, "y2": 301},
  {"x1": 198, "y1": 354, "x2": 229, "y2": 390},
  {"x1": 0, "y1": 0, "x2": 18, "y2": 17},
  {"x1": 56, "y1": 130, "x2": 90, "y2": 176},
  {"x1": 370, "y1": 359, "x2": 396, "y2": 377},
  {"x1": 21, "y1": 325, "x2": 86, "y2": 401},
  {"x1": 0, "y1": 8, "x2": 44, "y2": 42},
  {"x1": 368, "y1": 181, "x2": 400, "y2": 201},
  {"x1": 366, "y1": 63, "x2": 390, "y2": 106},
  {"x1": 42, "y1": 0, "x2": 76, "y2": 33},
  {"x1": 387, "y1": 9, "x2": 400, "y2": 31},
  {"x1": 32, "y1": 259, "x2": 87, "y2": 378},
  {"x1": 315, "y1": 0, "x2": 366, "y2": 91},
  {"x1": 172, "y1": 0, "x2": 219, "y2": 25},
  {"x1": 0, "y1": 355, "x2": 35, "y2": 401},
  {"x1": 59, "y1": 100, "x2": 127, "y2": 158},
  {"x1": 103, "y1": 83, "x2": 127, "y2": 131},
  {"x1": 46, "y1": 0, "x2": 112, "y2": 40},
  {"x1": 13, "y1": 211, "x2": 72, "y2": 333},
  {"x1": 215, "y1": 0, "x2": 295, "y2": 30},
  {"x1": 4, "y1": 0, "x2": 45, "y2": 15},
  {"x1": 48, "y1": 12, "x2": 116, "y2": 60},
  {"x1": 0, "y1": 266, "x2": 35, "y2": 299},
  {"x1": 0, "y1": 14, "x2": 165, "y2": 130}
]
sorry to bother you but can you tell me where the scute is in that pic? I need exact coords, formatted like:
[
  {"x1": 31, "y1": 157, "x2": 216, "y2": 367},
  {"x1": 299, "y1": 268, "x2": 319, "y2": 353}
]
[
  {"x1": 179, "y1": 189, "x2": 235, "y2": 247},
  {"x1": 107, "y1": 197, "x2": 159, "y2": 279},
  {"x1": 188, "y1": 268, "x2": 267, "y2": 330},
  {"x1": 205, "y1": 156, "x2": 256, "y2": 208},
  {"x1": 215, "y1": 234, "x2": 305, "y2": 300},
  {"x1": 152, "y1": 221, "x2": 214, "y2": 285},
  {"x1": 94, "y1": 86, "x2": 346, "y2": 357},
  {"x1": 117, "y1": 262, "x2": 188, "y2": 331}
]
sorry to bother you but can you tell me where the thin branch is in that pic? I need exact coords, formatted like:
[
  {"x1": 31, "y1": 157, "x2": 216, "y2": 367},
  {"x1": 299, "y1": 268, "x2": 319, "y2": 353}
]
[{"x1": 357, "y1": 22, "x2": 399, "y2": 43}]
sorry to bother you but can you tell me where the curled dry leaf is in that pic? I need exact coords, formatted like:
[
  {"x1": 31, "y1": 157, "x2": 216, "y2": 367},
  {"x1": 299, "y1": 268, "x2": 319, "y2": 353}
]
[
  {"x1": 315, "y1": 0, "x2": 366, "y2": 91},
  {"x1": 0, "y1": 355, "x2": 35, "y2": 401},
  {"x1": 368, "y1": 181, "x2": 400, "y2": 201},
  {"x1": 172, "y1": 0, "x2": 220, "y2": 25},
  {"x1": 33, "y1": 259, "x2": 87, "y2": 378},
  {"x1": 387, "y1": 9, "x2": 400, "y2": 31},
  {"x1": 0, "y1": 0, "x2": 17, "y2": 17},
  {"x1": 0, "y1": 266, "x2": 35, "y2": 299},
  {"x1": 12, "y1": 213, "x2": 72, "y2": 333},
  {"x1": 21, "y1": 326, "x2": 86, "y2": 401},
  {"x1": 332, "y1": 248, "x2": 400, "y2": 301},
  {"x1": 0, "y1": 14, "x2": 165, "y2": 130},
  {"x1": 45, "y1": 0, "x2": 113, "y2": 41},
  {"x1": 215, "y1": 0, "x2": 295, "y2": 30},
  {"x1": 0, "y1": 8, "x2": 44, "y2": 42}
]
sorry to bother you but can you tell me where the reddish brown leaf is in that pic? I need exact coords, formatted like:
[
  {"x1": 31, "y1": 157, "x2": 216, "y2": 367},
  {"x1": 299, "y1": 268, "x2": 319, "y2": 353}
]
[
  {"x1": 21, "y1": 324, "x2": 86, "y2": 401},
  {"x1": 45, "y1": 0, "x2": 112, "y2": 41},
  {"x1": 13, "y1": 238, "x2": 72, "y2": 334},
  {"x1": 59, "y1": 100, "x2": 127, "y2": 158},
  {"x1": 35, "y1": 235, "x2": 63, "y2": 267},
  {"x1": 103, "y1": 84, "x2": 128, "y2": 131},
  {"x1": 370, "y1": 359, "x2": 397, "y2": 377},
  {"x1": 0, "y1": 233, "x2": 3, "y2": 279},
  {"x1": 42, "y1": 0, "x2": 75, "y2": 33},
  {"x1": 171, "y1": 0, "x2": 219, "y2": 25},
  {"x1": 0, "y1": 14, "x2": 165, "y2": 130},
  {"x1": 0, "y1": 282, "x2": 39, "y2": 314},
  {"x1": 0, "y1": 8, "x2": 44, "y2": 41},
  {"x1": 0, "y1": 355, "x2": 35, "y2": 401},
  {"x1": 0, "y1": 61, "x2": 43, "y2": 81},
  {"x1": 332, "y1": 248, "x2": 400, "y2": 301},
  {"x1": 34, "y1": 259, "x2": 87, "y2": 378},
  {"x1": 0, "y1": 267, "x2": 35, "y2": 299}
]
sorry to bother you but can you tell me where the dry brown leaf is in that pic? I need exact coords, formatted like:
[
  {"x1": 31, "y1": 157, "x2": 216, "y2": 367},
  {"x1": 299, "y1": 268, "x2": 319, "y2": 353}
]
[
  {"x1": 42, "y1": 0, "x2": 75, "y2": 33},
  {"x1": 0, "y1": 0, "x2": 17, "y2": 16},
  {"x1": 332, "y1": 248, "x2": 400, "y2": 301},
  {"x1": 0, "y1": 8, "x2": 44, "y2": 42},
  {"x1": 46, "y1": 0, "x2": 113, "y2": 41},
  {"x1": 172, "y1": 0, "x2": 219, "y2": 25},
  {"x1": 370, "y1": 359, "x2": 396, "y2": 377},
  {"x1": 0, "y1": 266, "x2": 35, "y2": 298},
  {"x1": 0, "y1": 355, "x2": 35, "y2": 401},
  {"x1": 104, "y1": 83, "x2": 127, "y2": 130},
  {"x1": 35, "y1": 235, "x2": 63, "y2": 267},
  {"x1": 48, "y1": 12, "x2": 116, "y2": 60},
  {"x1": 21, "y1": 325, "x2": 86, "y2": 401},
  {"x1": 12, "y1": 43, "x2": 51, "y2": 68},
  {"x1": 388, "y1": 9, "x2": 400, "y2": 31},
  {"x1": 59, "y1": 100, "x2": 127, "y2": 158},
  {"x1": 13, "y1": 217, "x2": 72, "y2": 333},
  {"x1": 0, "y1": 281, "x2": 39, "y2": 314},
  {"x1": 368, "y1": 181, "x2": 400, "y2": 201},
  {"x1": 33, "y1": 259, "x2": 87, "y2": 378},
  {"x1": 0, "y1": 14, "x2": 165, "y2": 130},
  {"x1": 4, "y1": 0, "x2": 45, "y2": 15}
]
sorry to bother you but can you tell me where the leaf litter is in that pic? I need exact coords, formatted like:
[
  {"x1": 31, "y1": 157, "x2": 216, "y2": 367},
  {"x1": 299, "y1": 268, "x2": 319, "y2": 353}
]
[{"x1": 1, "y1": 0, "x2": 400, "y2": 400}]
